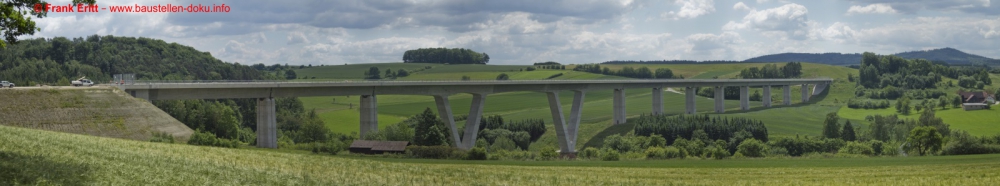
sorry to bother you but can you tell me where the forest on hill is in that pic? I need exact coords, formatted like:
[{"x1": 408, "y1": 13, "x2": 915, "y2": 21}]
[
  {"x1": 0, "y1": 35, "x2": 331, "y2": 149},
  {"x1": 743, "y1": 48, "x2": 1000, "y2": 66}
]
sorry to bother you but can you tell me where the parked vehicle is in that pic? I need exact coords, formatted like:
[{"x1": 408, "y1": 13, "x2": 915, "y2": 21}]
[
  {"x1": 0, "y1": 81, "x2": 13, "y2": 88},
  {"x1": 71, "y1": 77, "x2": 94, "y2": 87}
]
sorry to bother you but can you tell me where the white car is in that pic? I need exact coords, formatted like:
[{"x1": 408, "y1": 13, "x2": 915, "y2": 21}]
[
  {"x1": 0, "y1": 81, "x2": 13, "y2": 88},
  {"x1": 71, "y1": 79, "x2": 94, "y2": 87}
]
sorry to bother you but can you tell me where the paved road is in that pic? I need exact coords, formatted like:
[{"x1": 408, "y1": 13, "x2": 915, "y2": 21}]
[{"x1": 0, "y1": 85, "x2": 110, "y2": 90}]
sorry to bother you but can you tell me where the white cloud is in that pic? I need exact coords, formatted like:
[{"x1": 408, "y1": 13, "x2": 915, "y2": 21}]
[
  {"x1": 846, "y1": 17, "x2": 1000, "y2": 54},
  {"x1": 286, "y1": 32, "x2": 309, "y2": 45},
  {"x1": 846, "y1": 0, "x2": 995, "y2": 14},
  {"x1": 733, "y1": 2, "x2": 752, "y2": 11},
  {"x1": 662, "y1": 0, "x2": 716, "y2": 20},
  {"x1": 724, "y1": 3, "x2": 810, "y2": 40},
  {"x1": 846, "y1": 4, "x2": 897, "y2": 15}
]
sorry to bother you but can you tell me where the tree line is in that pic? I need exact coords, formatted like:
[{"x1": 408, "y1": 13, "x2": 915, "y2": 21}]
[
  {"x1": 601, "y1": 60, "x2": 740, "y2": 64},
  {"x1": 402, "y1": 48, "x2": 489, "y2": 64},
  {"x1": 572, "y1": 64, "x2": 676, "y2": 79},
  {"x1": 737, "y1": 62, "x2": 803, "y2": 79},
  {"x1": 633, "y1": 114, "x2": 768, "y2": 145},
  {"x1": 857, "y1": 52, "x2": 992, "y2": 90}
]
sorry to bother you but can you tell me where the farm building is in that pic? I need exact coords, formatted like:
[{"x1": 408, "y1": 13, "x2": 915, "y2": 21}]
[
  {"x1": 958, "y1": 90, "x2": 995, "y2": 111},
  {"x1": 349, "y1": 140, "x2": 409, "y2": 154}
]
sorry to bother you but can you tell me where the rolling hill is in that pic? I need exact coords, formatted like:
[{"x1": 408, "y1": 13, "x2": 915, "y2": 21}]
[{"x1": 743, "y1": 47, "x2": 1000, "y2": 66}]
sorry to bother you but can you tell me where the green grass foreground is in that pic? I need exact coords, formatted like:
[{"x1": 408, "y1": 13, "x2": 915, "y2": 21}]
[{"x1": 3, "y1": 125, "x2": 1000, "y2": 185}]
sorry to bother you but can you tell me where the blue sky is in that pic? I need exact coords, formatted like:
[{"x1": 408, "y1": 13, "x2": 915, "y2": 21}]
[{"x1": 29, "y1": 0, "x2": 1000, "y2": 65}]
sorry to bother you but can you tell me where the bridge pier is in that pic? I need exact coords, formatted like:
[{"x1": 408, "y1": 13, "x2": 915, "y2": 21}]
[
  {"x1": 359, "y1": 95, "x2": 378, "y2": 138},
  {"x1": 801, "y1": 84, "x2": 810, "y2": 103},
  {"x1": 714, "y1": 86, "x2": 725, "y2": 113},
  {"x1": 547, "y1": 91, "x2": 584, "y2": 155},
  {"x1": 433, "y1": 93, "x2": 487, "y2": 150},
  {"x1": 131, "y1": 90, "x2": 151, "y2": 103},
  {"x1": 762, "y1": 86, "x2": 772, "y2": 107},
  {"x1": 811, "y1": 83, "x2": 827, "y2": 96},
  {"x1": 652, "y1": 87, "x2": 663, "y2": 115},
  {"x1": 685, "y1": 87, "x2": 697, "y2": 114},
  {"x1": 256, "y1": 97, "x2": 277, "y2": 148},
  {"x1": 613, "y1": 88, "x2": 626, "y2": 124},
  {"x1": 783, "y1": 85, "x2": 791, "y2": 105},
  {"x1": 739, "y1": 86, "x2": 750, "y2": 111}
]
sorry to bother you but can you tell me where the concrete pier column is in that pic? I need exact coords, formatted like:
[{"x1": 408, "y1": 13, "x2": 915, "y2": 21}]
[
  {"x1": 433, "y1": 95, "x2": 462, "y2": 148},
  {"x1": 762, "y1": 86, "x2": 772, "y2": 107},
  {"x1": 132, "y1": 90, "x2": 151, "y2": 102},
  {"x1": 652, "y1": 87, "x2": 663, "y2": 115},
  {"x1": 801, "y1": 84, "x2": 810, "y2": 103},
  {"x1": 460, "y1": 93, "x2": 487, "y2": 149},
  {"x1": 547, "y1": 91, "x2": 585, "y2": 155},
  {"x1": 256, "y1": 97, "x2": 277, "y2": 148},
  {"x1": 714, "y1": 86, "x2": 725, "y2": 113},
  {"x1": 685, "y1": 87, "x2": 697, "y2": 114},
  {"x1": 783, "y1": 85, "x2": 791, "y2": 105},
  {"x1": 359, "y1": 95, "x2": 378, "y2": 138},
  {"x1": 739, "y1": 86, "x2": 750, "y2": 111},
  {"x1": 613, "y1": 88, "x2": 626, "y2": 124}
]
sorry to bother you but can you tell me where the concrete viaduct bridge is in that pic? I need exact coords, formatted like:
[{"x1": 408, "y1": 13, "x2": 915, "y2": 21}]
[{"x1": 119, "y1": 79, "x2": 831, "y2": 154}]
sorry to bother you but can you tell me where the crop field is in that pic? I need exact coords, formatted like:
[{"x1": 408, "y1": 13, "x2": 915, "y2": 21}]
[{"x1": 3, "y1": 125, "x2": 1000, "y2": 185}]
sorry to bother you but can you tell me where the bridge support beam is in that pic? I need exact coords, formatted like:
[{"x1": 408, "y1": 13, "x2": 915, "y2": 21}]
[
  {"x1": 256, "y1": 97, "x2": 277, "y2": 148},
  {"x1": 685, "y1": 87, "x2": 697, "y2": 114},
  {"x1": 652, "y1": 87, "x2": 663, "y2": 115},
  {"x1": 131, "y1": 90, "x2": 151, "y2": 103},
  {"x1": 714, "y1": 86, "x2": 725, "y2": 113},
  {"x1": 801, "y1": 84, "x2": 810, "y2": 103},
  {"x1": 547, "y1": 91, "x2": 585, "y2": 156},
  {"x1": 359, "y1": 95, "x2": 378, "y2": 138},
  {"x1": 433, "y1": 94, "x2": 487, "y2": 150},
  {"x1": 811, "y1": 83, "x2": 827, "y2": 96},
  {"x1": 613, "y1": 88, "x2": 626, "y2": 124},
  {"x1": 762, "y1": 86, "x2": 772, "y2": 107},
  {"x1": 740, "y1": 86, "x2": 750, "y2": 111},
  {"x1": 783, "y1": 85, "x2": 791, "y2": 105}
]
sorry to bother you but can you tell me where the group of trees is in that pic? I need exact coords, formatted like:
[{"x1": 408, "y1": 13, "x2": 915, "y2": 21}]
[
  {"x1": 601, "y1": 60, "x2": 739, "y2": 64},
  {"x1": 737, "y1": 62, "x2": 803, "y2": 79},
  {"x1": 402, "y1": 48, "x2": 489, "y2": 64},
  {"x1": 633, "y1": 114, "x2": 768, "y2": 145},
  {"x1": 854, "y1": 86, "x2": 947, "y2": 100},
  {"x1": 856, "y1": 52, "x2": 993, "y2": 90},
  {"x1": 362, "y1": 67, "x2": 410, "y2": 80},
  {"x1": 572, "y1": 64, "x2": 676, "y2": 79},
  {"x1": 535, "y1": 65, "x2": 565, "y2": 70}
]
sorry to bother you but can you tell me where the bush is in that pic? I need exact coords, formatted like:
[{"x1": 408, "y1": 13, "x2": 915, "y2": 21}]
[
  {"x1": 490, "y1": 136, "x2": 519, "y2": 152},
  {"x1": 539, "y1": 146, "x2": 560, "y2": 160},
  {"x1": 869, "y1": 141, "x2": 885, "y2": 156},
  {"x1": 405, "y1": 146, "x2": 461, "y2": 159},
  {"x1": 601, "y1": 149, "x2": 620, "y2": 161},
  {"x1": 188, "y1": 130, "x2": 240, "y2": 148},
  {"x1": 149, "y1": 131, "x2": 175, "y2": 143},
  {"x1": 941, "y1": 131, "x2": 1000, "y2": 155},
  {"x1": 839, "y1": 141, "x2": 875, "y2": 156},
  {"x1": 702, "y1": 146, "x2": 730, "y2": 159},
  {"x1": 467, "y1": 147, "x2": 488, "y2": 160},
  {"x1": 579, "y1": 147, "x2": 601, "y2": 159},
  {"x1": 736, "y1": 139, "x2": 768, "y2": 158},
  {"x1": 663, "y1": 146, "x2": 684, "y2": 159},
  {"x1": 645, "y1": 147, "x2": 668, "y2": 159},
  {"x1": 768, "y1": 146, "x2": 789, "y2": 156}
]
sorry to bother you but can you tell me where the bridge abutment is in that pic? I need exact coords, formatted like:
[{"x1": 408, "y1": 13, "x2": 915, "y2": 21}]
[
  {"x1": 652, "y1": 87, "x2": 663, "y2": 115},
  {"x1": 714, "y1": 86, "x2": 725, "y2": 113},
  {"x1": 762, "y1": 86, "x2": 772, "y2": 107},
  {"x1": 547, "y1": 91, "x2": 584, "y2": 154},
  {"x1": 685, "y1": 87, "x2": 697, "y2": 114},
  {"x1": 613, "y1": 88, "x2": 626, "y2": 124},
  {"x1": 256, "y1": 97, "x2": 277, "y2": 148},
  {"x1": 360, "y1": 95, "x2": 378, "y2": 138}
]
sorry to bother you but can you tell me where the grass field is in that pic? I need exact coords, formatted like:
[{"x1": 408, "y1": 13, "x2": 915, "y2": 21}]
[{"x1": 3, "y1": 125, "x2": 1000, "y2": 185}]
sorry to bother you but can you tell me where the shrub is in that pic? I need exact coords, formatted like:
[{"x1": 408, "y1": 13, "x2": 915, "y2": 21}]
[
  {"x1": 768, "y1": 146, "x2": 789, "y2": 156},
  {"x1": 663, "y1": 146, "x2": 684, "y2": 159},
  {"x1": 869, "y1": 141, "x2": 885, "y2": 156},
  {"x1": 467, "y1": 147, "x2": 488, "y2": 160},
  {"x1": 578, "y1": 147, "x2": 601, "y2": 159},
  {"x1": 702, "y1": 146, "x2": 730, "y2": 159},
  {"x1": 736, "y1": 139, "x2": 768, "y2": 158},
  {"x1": 601, "y1": 149, "x2": 620, "y2": 161},
  {"x1": 941, "y1": 130, "x2": 1000, "y2": 155},
  {"x1": 187, "y1": 130, "x2": 240, "y2": 148},
  {"x1": 490, "y1": 136, "x2": 518, "y2": 152},
  {"x1": 539, "y1": 146, "x2": 559, "y2": 160},
  {"x1": 405, "y1": 146, "x2": 460, "y2": 159},
  {"x1": 645, "y1": 147, "x2": 668, "y2": 159},
  {"x1": 839, "y1": 141, "x2": 875, "y2": 156},
  {"x1": 149, "y1": 131, "x2": 175, "y2": 143}
]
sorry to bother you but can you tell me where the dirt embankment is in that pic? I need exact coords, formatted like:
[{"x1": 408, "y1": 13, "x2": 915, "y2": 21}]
[{"x1": 0, "y1": 86, "x2": 192, "y2": 141}]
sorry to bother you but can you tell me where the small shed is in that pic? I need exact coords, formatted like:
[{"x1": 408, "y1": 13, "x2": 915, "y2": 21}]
[
  {"x1": 962, "y1": 103, "x2": 989, "y2": 111},
  {"x1": 349, "y1": 140, "x2": 409, "y2": 154}
]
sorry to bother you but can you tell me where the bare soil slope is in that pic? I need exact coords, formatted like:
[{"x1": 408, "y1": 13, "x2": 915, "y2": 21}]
[{"x1": 0, "y1": 86, "x2": 192, "y2": 141}]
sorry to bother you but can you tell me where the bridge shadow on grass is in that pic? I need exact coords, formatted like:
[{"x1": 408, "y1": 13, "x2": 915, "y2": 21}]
[{"x1": 0, "y1": 151, "x2": 93, "y2": 186}]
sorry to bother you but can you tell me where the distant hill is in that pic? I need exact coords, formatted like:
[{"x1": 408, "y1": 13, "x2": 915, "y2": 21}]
[{"x1": 743, "y1": 48, "x2": 1000, "y2": 66}]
